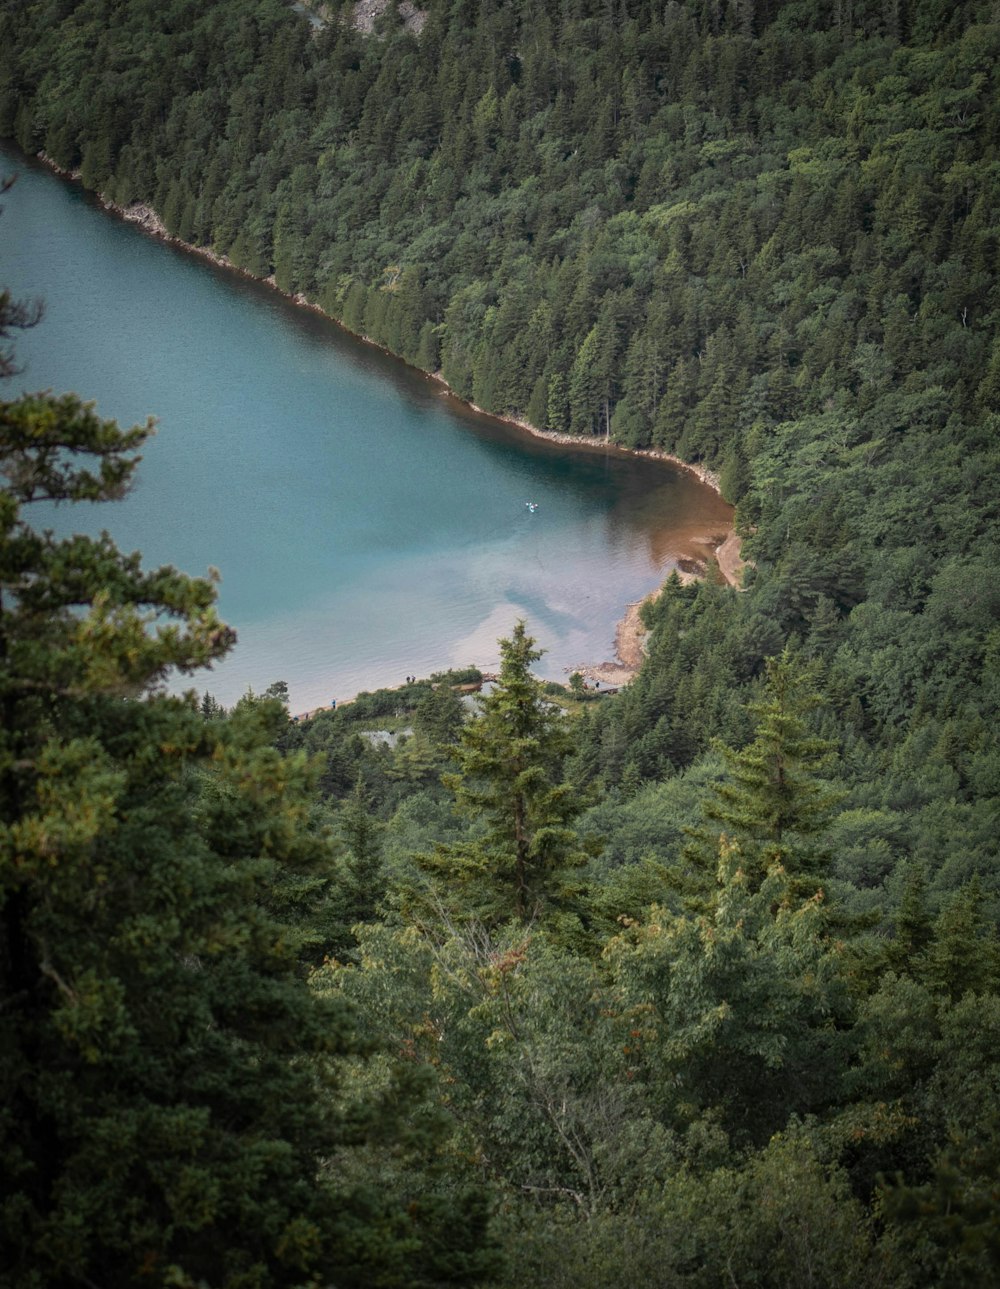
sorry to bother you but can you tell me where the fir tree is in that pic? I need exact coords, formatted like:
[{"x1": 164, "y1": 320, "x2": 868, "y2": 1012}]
[
  {"x1": 684, "y1": 650, "x2": 840, "y2": 898},
  {"x1": 0, "y1": 384, "x2": 494, "y2": 1286},
  {"x1": 337, "y1": 775, "x2": 386, "y2": 941},
  {"x1": 418, "y1": 623, "x2": 587, "y2": 924}
]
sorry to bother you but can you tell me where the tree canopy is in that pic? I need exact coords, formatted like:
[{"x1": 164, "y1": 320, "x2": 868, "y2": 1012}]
[
  {"x1": 3, "y1": 0, "x2": 1000, "y2": 1280},
  {"x1": 0, "y1": 324, "x2": 494, "y2": 1285}
]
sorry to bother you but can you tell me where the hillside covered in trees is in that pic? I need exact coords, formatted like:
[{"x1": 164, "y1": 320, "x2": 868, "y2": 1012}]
[{"x1": 3, "y1": 0, "x2": 1000, "y2": 1284}]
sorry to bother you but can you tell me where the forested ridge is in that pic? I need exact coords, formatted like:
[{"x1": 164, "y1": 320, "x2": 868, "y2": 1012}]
[{"x1": 3, "y1": 0, "x2": 1000, "y2": 1284}]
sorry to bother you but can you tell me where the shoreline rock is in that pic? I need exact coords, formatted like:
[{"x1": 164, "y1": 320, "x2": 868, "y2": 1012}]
[
  {"x1": 573, "y1": 532, "x2": 745, "y2": 688},
  {"x1": 351, "y1": 0, "x2": 428, "y2": 36}
]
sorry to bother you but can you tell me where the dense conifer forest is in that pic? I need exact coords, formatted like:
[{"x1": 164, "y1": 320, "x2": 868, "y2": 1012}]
[{"x1": 3, "y1": 0, "x2": 1000, "y2": 1283}]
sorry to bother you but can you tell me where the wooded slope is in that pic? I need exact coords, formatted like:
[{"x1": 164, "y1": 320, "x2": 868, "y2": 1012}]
[{"x1": 3, "y1": 4, "x2": 1000, "y2": 1280}]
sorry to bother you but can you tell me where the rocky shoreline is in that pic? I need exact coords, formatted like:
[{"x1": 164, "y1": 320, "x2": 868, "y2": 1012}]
[{"x1": 33, "y1": 150, "x2": 746, "y2": 688}]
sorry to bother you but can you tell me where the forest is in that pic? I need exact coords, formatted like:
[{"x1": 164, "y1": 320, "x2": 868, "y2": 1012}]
[{"x1": 2, "y1": 0, "x2": 1000, "y2": 1284}]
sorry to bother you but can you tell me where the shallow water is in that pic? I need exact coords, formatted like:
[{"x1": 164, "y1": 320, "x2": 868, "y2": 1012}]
[{"x1": 0, "y1": 144, "x2": 732, "y2": 711}]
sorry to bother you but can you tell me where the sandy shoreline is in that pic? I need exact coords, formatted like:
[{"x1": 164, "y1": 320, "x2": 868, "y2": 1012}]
[
  {"x1": 32, "y1": 151, "x2": 746, "y2": 690},
  {"x1": 574, "y1": 528, "x2": 746, "y2": 688}
]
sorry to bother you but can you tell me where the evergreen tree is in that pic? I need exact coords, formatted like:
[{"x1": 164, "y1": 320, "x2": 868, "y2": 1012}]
[
  {"x1": 888, "y1": 860, "x2": 934, "y2": 973},
  {"x1": 418, "y1": 623, "x2": 587, "y2": 924},
  {"x1": 0, "y1": 385, "x2": 493, "y2": 1285},
  {"x1": 336, "y1": 775, "x2": 386, "y2": 941},
  {"x1": 413, "y1": 679, "x2": 465, "y2": 748},
  {"x1": 685, "y1": 650, "x2": 840, "y2": 896},
  {"x1": 922, "y1": 879, "x2": 999, "y2": 1002}
]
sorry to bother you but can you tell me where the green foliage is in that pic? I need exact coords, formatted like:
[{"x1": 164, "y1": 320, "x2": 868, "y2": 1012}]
[
  {"x1": 4, "y1": 0, "x2": 1000, "y2": 1276},
  {"x1": 412, "y1": 679, "x2": 465, "y2": 747},
  {"x1": 331, "y1": 920, "x2": 671, "y2": 1219},
  {"x1": 417, "y1": 624, "x2": 589, "y2": 925},
  {"x1": 0, "y1": 385, "x2": 494, "y2": 1285},
  {"x1": 338, "y1": 777, "x2": 384, "y2": 905},
  {"x1": 499, "y1": 1127, "x2": 897, "y2": 1288},
  {"x1": 882, "y1": 1119, "x2": 1000, "y2": 1288},
  {"x1": 689, "y1": 649, "x2": 841, "y2": 893},
  {"x1": 608, "y1": 845, "x2": 851, "y2": 1146}
]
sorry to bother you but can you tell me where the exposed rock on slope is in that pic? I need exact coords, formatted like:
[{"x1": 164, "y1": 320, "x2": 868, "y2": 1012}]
[{"x1": 352, "y1": 0, "x2": 427, "y2": 36}]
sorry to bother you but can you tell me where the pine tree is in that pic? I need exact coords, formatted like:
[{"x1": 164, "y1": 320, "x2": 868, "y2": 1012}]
[
  {"x1": 685, "y1": 650, "x2": 840, "y2": 897},
  {"x1": 418, "y1": 623, "x2": 586, "y2": 924},
  {"x1": 0, "y1": 386, "x2": 494, "y2": 1285}
]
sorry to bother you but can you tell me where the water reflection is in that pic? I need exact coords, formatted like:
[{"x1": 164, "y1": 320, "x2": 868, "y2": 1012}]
[{"x1": 1, "y1": 143, "x2": 733, "y2": 710}]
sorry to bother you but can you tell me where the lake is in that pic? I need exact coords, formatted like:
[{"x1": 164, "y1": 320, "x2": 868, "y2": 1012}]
[{"x1": 0, "y1": 143, "x2": 733, "y2": 712}]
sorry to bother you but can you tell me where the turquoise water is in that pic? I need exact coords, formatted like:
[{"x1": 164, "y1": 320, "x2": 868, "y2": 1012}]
[{"x1": 0, "y1": 144, "x2": 732, "y2": 711}]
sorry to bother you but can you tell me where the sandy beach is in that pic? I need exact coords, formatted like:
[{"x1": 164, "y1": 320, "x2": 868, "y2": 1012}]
[{"x1": 576, "y1": 526, "x2": 747, "y2": 688}]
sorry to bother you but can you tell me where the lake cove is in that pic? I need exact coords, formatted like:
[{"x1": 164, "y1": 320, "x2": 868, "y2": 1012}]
[{"x1": 0, "y1": 143, "x2": 733, "y2": 712}]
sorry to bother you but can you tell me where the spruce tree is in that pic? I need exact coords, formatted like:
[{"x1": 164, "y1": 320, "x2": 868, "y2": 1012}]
[
  {"x1": 418, "y1": 623, "x2": 586, "y2": 924},
  {"x1": 0, "y1": 386, "x2": 493, "y2": 1285},
  {"x1": 888, "y1": 861, "x2": 935, "y2": 973},
  {"x1": 684, "y1": 650, "x2": 840, "y2": 898},
  {"x1": 337, "y1": 775, "x2": 386, "y2": 942}
]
